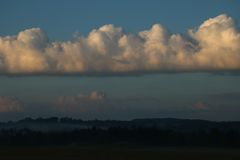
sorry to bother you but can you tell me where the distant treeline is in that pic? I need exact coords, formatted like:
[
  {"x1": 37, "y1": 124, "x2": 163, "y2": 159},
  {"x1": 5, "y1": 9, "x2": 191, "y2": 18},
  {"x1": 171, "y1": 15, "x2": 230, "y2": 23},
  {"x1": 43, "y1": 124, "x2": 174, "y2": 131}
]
[{"x1": 0, "y1": 117, "x2": 240, "y2": 147}]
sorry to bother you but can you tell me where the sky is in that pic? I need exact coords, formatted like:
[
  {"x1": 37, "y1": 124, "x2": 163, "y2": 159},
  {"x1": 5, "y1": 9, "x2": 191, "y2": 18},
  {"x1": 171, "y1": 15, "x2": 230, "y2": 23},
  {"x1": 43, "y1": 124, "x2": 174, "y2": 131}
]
[{"x1": 0, "y1": 0, "x2": 240, "y2": 121}]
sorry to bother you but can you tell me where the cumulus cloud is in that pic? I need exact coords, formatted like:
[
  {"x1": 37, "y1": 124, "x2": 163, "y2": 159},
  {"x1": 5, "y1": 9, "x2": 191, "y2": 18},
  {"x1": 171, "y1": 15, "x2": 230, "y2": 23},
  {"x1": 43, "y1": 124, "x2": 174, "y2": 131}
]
[
  {"x1": 0, "y1": 14, "x2": 240, "y2": 75},
  {"x1": 0, "y1": 96, "x2": 23, "y2": 113},
  {"x1": 53, "y1": 91, "x2": 106, "y2": 112}
]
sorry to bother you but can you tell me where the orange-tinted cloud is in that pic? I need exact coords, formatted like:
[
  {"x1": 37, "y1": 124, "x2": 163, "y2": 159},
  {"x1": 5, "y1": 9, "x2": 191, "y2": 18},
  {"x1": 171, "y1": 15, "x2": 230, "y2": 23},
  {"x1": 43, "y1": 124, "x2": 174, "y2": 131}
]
[
  {"x1": 0, "y1": 14, "x2": 239, "y2": 75},
  {"x1": 192, "y1": 101, "x2": 209, "y2": 110},
  {"x1": 0, "y1": 96, "x2": 23, "y2": 113},
  {"x1": 53, "y1": 91, "x2": 106, "y2": 113}
]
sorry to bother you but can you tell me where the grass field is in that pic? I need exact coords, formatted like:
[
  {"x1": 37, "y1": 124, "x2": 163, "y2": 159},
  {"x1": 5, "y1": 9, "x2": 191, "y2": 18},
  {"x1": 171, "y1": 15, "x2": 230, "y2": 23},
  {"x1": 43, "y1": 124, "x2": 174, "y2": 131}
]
[{"x1": 0, "y1": 146, "x2": 240, "y2": 160}]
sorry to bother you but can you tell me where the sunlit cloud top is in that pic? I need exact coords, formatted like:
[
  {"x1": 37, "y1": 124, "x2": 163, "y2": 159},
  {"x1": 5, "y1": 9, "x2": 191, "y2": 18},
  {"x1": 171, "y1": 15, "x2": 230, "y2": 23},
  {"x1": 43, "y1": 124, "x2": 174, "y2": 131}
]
[{"x1": 0, "y1": 14, "x2": 239, "y2": 75}]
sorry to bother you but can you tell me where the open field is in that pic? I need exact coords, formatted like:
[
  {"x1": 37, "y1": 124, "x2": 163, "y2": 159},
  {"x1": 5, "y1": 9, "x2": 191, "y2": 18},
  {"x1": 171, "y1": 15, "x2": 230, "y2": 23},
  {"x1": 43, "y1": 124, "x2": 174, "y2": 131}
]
[{"x1": 0, "y1": 146, "x2": 240, "y2": 160}]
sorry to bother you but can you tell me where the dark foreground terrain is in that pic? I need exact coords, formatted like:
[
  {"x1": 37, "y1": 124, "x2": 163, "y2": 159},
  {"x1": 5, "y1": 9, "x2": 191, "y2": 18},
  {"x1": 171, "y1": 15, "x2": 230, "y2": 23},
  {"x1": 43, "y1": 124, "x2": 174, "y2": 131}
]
[
  {"x1": 1, "y1": 118, "x2": 240, "y2": 159},
  {"x1": 0, "y1": 146, "x2": 240, "y2": 160}
]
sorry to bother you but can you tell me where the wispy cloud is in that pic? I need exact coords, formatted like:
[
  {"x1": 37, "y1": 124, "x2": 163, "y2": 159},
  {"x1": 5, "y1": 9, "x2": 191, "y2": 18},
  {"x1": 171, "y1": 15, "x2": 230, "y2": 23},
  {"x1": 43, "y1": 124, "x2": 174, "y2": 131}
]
[
  {"x1": 53, "y1": 91, "x2": 106, "y2": 113},
  {"x1": 0, "y1": 96, "x2": 23, "y2": 113},
  {"x1": 0, "y1": 14, "x2": 240, "y2": 75},
  {"x1": 192, "y1": 101, "x2": 209, "y2": 110}
]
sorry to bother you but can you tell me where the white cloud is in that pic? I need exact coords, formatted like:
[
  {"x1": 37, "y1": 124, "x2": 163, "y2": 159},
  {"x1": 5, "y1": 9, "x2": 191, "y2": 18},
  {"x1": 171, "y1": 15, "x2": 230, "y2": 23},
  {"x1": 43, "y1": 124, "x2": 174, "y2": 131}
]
[
  {"x1": 0, "y1": 14, "x2": 240, "y2": 75},
  {"x1": 0, "y1": 96, "x2": 23, "y2": 113}
]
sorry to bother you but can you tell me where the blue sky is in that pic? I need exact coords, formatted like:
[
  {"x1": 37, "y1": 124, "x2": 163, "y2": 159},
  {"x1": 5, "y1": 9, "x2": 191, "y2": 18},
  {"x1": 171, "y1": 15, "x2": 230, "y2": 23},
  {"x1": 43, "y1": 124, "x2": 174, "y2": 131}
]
[
  {"x1": 1, "y1": 0, "x2": 240, "y2": 39},
  {"x1": 0, "y1": 0, "x2": 240, "y2": 121}
]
